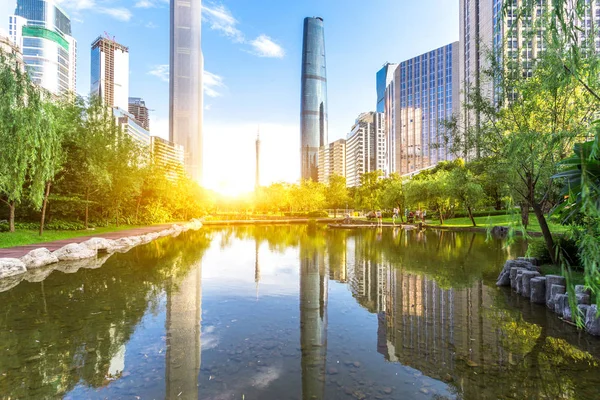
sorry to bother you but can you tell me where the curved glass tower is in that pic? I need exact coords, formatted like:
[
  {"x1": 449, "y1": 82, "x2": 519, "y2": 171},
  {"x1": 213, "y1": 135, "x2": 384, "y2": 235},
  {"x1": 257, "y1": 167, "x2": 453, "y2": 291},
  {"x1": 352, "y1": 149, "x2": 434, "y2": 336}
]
[
  {"x1": 169, "y1": 0, "x2": 203, "y2": 183},
  {"x1": 300, "y1": 17, "x2": 328, "y2": 181}
]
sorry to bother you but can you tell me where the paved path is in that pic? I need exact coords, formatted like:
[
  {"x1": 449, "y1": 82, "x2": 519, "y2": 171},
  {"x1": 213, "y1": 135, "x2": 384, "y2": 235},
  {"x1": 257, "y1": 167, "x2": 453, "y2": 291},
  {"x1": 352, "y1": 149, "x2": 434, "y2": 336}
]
[{"x1": 0, "y1": 224, "x2": 173, "y2": 259}]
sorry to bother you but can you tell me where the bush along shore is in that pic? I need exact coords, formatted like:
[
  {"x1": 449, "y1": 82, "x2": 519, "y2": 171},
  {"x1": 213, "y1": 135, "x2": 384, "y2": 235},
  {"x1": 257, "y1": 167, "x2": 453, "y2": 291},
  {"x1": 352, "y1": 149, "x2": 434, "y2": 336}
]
[
  {"x1": 496, "y1": 258, "x2": 600, "y2": 336},
  {"x1": 0, "y1": 219, "x2": 203, "y2": 292}
]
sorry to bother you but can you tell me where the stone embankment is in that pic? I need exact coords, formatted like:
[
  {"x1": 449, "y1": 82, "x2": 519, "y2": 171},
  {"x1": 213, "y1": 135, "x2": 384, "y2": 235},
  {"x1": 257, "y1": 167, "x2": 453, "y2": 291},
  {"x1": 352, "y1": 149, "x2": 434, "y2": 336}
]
[
  {"x1": 497, "y1": 258, "x2": 600, "y2": 336},
  {"x1": 0, "y1": 219, "x2": 202, "y2": 293}
]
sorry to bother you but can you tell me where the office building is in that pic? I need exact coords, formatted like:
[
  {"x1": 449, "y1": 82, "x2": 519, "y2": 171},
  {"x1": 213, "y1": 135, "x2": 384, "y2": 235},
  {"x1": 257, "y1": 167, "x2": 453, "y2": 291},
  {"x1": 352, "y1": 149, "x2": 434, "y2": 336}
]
[
  {"x1": 169, "y1": 0, "x2": 203, "y2": 183},
  {"x1": 151, "y1": 136, "x2": 185, "y2": 178},
  {"x1": 91, "y1": 36, "x2": 129, "y2": 110},
  {"x1": 318, "y1": 138, "x2": 346, "y2": 183},
  {"x1": 376, "y1": 63, "x2": 397, "y2": 113},
  {"x1": 384, "y1": 42, "x2": 459, "y2": 176},
  {"x1": 113, "y1": 107, "x2": 151, "y2": 147},
  {"x1": 128, "y1": 97, "x2": 150, "y2": 131},
  {"x1": 0, "y1": 33, "x2": 25, "y2": 72},
  {"x1": 300, "y1": 17, "x2": 328, "y2": 181},
  {"x1": 345, "y1": 112, "x2": 385, "y2": 187},
  {"x1": 9, "y1": 0, "x2": 76, "y2": 96}
]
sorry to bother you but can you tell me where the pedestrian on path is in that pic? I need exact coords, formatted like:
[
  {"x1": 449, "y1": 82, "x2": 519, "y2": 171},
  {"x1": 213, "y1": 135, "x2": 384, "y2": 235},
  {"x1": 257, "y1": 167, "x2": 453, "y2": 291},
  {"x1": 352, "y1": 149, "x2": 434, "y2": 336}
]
[{"x1": 376, "y1": 210, "x2": 383, "y2": 227}]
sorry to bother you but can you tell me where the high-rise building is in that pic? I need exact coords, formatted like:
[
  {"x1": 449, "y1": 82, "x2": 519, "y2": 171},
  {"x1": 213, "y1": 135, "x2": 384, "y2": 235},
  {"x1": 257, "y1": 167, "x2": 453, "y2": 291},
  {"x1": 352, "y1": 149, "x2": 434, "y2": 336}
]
[
  {"x1": 345, "y1": 112, "x2": 385, "y2": 187},
  {"x1": 9, "y1": 0, "x2": 76, "y2": 96},
  {"x1": 169, "y1": 0, "x2": 203, "y2": 183},
  {"x1": 318, "y1": 139, "x2": 347, "y2": 184},
  {"x1": 113, "y1": 107, "x2": 151, "y2": 147},
  {"x1": 0, "y1": 33, "x2": 25, "y2": 72},
  {"x1": 91, "y1": 36, "x2": 129, "y2": 110},
  {"x1": 151, "y1": 136, "x2": 185, "y2": 178},
  {"x1": 128, "y1": 97, "x2": 150, "y2": 131},
  {"x1": 300, "y1": 17, "x2": 328, "y2": 181},
  {"x1": 376, "y1": 63, "x2": 397, "y2": 113},
  {"x1": 384, "y1": 43, "x2": 459, "y2": 176}
]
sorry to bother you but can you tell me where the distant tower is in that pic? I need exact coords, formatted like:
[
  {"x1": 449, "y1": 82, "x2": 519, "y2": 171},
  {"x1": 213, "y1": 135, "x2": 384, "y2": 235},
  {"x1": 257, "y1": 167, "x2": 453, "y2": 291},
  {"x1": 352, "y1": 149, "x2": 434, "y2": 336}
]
[
  {"x1": 300, "y1": 17, "x2": 328, "y2": 181},
  {"x1": 255, "y1": 127, "x2": 261, "y2": 191}
]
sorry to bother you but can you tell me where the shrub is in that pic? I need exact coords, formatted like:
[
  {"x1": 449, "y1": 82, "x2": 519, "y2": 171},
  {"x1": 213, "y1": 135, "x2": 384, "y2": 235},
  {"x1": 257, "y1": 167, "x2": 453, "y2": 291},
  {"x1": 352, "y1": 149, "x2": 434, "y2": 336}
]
[
  {"x1": 307, "y1": 210, "x2": 328, "y2": 218},
  {"x1": 528, "y1": 237, "x2": 581, "y2": 268},
  {"x1": 45, "y1": 220, "x2": 86, "y2": 231},
  {"x1": 452, "y1": 209, "x2": 508, "y2": 218},
  {"x1": 0, "y1": 222, "x2": 9, "y2": 232}
]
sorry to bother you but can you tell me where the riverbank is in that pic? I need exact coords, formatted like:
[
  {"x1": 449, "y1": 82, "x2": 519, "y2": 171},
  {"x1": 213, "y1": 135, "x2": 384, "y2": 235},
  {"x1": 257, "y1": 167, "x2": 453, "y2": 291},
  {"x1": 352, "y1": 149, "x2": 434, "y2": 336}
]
[{"x1": 203, "y1": 218, "x2": 333, "y2": 226}]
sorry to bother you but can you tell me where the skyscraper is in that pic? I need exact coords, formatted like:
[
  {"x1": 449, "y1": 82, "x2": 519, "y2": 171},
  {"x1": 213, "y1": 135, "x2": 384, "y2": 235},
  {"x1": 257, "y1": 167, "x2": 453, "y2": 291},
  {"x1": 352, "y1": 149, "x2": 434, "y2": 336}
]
[
  {"x1": 128, "y1": 97, "x2": 150, "y2": 130},
  {"x1": 169, "y1": 0, "x2": 203, "y2": 183},
  {"x1": 376, "y1": 63, "x2": 397, "y2": 113},
  {"x1": 345, "y1": 112, "x2": 385, "y2": 187},
  {"x1": 9, "y1": 0, "x2": 76, "y2": 96},
  {"x1": 90, "y1": 36, "x2": 129, "y2": 110},
  {"x1": 300, "y1": 17, "x2": 328, "y2": 181},
  {"x1": 384, "y1": 43, "x2": 459, "y2": 176},
  {"x1": 318, "y1": 138, "x2": 346, "y2": 183}
]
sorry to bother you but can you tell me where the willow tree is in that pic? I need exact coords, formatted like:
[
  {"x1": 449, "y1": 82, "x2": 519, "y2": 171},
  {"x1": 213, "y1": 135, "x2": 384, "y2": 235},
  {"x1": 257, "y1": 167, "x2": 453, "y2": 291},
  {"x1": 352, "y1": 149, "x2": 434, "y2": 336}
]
[{"x1": 0, "y1": 49, "x2": 60, "y2": 232}]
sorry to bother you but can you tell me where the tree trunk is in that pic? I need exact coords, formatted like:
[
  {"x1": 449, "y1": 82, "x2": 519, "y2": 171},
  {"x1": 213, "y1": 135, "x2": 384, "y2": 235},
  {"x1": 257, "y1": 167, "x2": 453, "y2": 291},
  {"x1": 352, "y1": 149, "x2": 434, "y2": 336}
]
[
  {"x1": 135, "y1": 196, "x2": 142, "y2": 224},
  {"x1": 84, "y1": 188, "x2": 90, "y2": 229},
  {"x1": 438, "y1": 207, "x2": 444, "y2": 225},
  {"x1": 39, "y1": 181, "x2": 52, "y2": 236},
  {"x1": 532, "y1": 203, "x2": 556, "y2": 265},
  {"x1": 9, "y1": 201, "x2": 15, "y2": 233},
  {"x1": 521, "y1": 203, "x2": 529, "y2": 229},
  {"x1": 467, "y1": 206, "x2": 477, "y2": 227}
]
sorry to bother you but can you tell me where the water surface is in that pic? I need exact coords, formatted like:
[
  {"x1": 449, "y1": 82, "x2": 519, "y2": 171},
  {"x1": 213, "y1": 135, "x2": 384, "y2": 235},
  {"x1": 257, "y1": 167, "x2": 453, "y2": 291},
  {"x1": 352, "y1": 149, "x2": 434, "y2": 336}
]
[{"x1": 1, "y1": 225, "x2": 600, "y2": 399}]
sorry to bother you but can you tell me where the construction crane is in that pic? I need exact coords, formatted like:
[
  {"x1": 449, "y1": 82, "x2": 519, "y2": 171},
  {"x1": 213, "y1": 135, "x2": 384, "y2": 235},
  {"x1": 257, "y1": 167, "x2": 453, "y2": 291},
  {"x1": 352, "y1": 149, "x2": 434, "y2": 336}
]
[{"x1": 103, "y1": 31, "x2": 116, "y2": 42}]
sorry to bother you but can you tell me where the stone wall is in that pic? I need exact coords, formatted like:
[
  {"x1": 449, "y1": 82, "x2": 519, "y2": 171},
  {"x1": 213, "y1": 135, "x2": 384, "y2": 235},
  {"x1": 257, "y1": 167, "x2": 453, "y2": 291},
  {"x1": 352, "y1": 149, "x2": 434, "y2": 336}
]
[{"x1": 496, "y1": 258, "x2": 600, "y2": 336}]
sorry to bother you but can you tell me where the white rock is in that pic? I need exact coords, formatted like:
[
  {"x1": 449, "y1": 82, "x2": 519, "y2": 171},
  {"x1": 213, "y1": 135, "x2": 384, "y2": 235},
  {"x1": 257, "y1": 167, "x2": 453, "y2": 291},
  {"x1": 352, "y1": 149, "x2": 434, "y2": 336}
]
[
  {"x1": 52, "y1": 243, "x2": 97, "y2": 261},
  {"x1": 80, "y1": 238, "x2": 117, "y2": 253},
  {"x1": 0, "y1": 274, "x2": 23, "y2": 293},
  {"x1": 0, "y1": 258, "x2": 27, "y2": 279},
  {"x1": 20, "y1": 248, "x2": 59, "y2": 269}
]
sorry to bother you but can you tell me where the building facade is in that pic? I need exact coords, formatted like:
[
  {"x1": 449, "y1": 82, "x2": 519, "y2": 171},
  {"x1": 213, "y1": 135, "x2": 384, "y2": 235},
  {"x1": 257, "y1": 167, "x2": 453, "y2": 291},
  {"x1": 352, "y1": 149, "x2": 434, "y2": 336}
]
[
  {"x1": 113, "y1": 107, "x2": 151, "y2": 147},
  {"x1": 128, "y1": 97, "x2": 150, "y2": 131},
  {"x1": 318, "y1": 139, "x2": 347, "y2": 183},
  {"x1": 169, "y1": 0, "x2": 203, "y2": 183},
  {"x1": 376, "y1": 63, "x2": 397, "y2": 113},
  {"x1": 345, "y1": 112, "x2": 385, "y2": 188},
  {"x1": 300, "y1": 17, "x2": 328, "y2": 182},
  {"x1": 9, "y1": 0, "x2": 76, "y2": 96},
  {"x1": 385, "y1": 42, "x2": 459, "y2": 176},
  {"x1": 91, "y1": 37, "x2": 129, "y2": 110},
  {"x1": 0, "y1": 33, "x2": 25, "y2": 72},
  {"x1": 151, "y1": 136, "x2": 185, "y2": 178}
]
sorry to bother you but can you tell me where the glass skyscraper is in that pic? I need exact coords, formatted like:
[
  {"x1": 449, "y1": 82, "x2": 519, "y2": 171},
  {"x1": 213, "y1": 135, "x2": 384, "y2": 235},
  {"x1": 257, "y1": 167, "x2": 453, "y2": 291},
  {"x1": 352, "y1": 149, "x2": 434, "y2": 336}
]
[
  {"x1": 384, "y1": 42, "x2": 459, "y2": 176},
  {"x1": 169, "y1": 0, "x2": 203, "y2": 183},
  {"x1": 9, "y1": 0, "x2": 76, "y2": 96},
  {"x1": 300, "y1": 17, "x2": 328, "y2": 181},
  {"x1": 376, "y1": 63, "x2": 397, "y2": 113}
]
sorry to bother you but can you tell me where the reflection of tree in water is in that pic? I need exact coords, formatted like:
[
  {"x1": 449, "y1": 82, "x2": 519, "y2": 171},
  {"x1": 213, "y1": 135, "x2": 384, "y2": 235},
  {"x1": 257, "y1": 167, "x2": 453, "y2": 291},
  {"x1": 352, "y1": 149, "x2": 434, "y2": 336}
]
[
  {"x1": 0, "y1": 230, "x2": 211, "y2": 398},
  {"x1": 209, "y1": 224, "x2": 317, "y2": 253}
]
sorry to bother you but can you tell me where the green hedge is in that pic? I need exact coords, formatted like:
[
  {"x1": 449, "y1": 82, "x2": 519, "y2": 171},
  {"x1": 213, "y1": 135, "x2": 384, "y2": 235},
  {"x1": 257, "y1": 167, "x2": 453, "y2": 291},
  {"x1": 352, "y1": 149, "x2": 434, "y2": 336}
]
[
  {"x1": 0, "y1": 220, "x2": 93, "y2": 232},
  {"x1": 452, "y1": 209, "x2": 508, "y2": 218}
]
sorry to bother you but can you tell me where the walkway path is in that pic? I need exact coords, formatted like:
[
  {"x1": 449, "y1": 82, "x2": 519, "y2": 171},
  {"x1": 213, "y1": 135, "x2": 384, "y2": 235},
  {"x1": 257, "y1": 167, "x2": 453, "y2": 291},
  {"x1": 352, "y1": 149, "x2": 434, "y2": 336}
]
[{"x1": 0, "y1": 224, "x2": 173, "y2": 259}]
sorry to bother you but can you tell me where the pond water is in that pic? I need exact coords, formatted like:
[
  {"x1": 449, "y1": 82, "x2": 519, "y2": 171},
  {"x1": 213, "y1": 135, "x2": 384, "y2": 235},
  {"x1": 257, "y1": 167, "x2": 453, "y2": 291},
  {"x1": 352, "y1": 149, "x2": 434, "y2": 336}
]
[{"x1": 1, "y1": 225, "x2": 600, "y2": 400}]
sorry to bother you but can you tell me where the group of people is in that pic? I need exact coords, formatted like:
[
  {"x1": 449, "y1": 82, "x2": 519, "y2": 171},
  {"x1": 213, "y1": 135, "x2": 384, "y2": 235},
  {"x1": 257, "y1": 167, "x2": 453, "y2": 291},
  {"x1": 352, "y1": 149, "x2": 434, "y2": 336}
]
[{"x1": 368, "y1": 208, "x2": 428, "y2": 227}]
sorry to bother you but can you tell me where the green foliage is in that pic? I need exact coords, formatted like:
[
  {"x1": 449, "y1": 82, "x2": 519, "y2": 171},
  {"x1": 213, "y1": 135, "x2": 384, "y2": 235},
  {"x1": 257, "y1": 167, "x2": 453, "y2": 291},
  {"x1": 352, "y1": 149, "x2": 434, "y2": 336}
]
[
  {"x1": 325, "y1": 174, "x2": 349, "y2": 211},
  {"x1": 355, "y1": 170, "x2": 384, "y2": 210}
]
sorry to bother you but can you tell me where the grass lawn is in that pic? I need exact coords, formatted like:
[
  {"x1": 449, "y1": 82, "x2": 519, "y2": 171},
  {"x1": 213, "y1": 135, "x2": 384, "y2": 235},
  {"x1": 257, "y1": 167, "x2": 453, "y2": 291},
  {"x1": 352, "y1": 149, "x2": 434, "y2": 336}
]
[
  {"x1": 425, "y1": 213, "x2": 569, "y2": 234},
  {"x1": 0, "y1": 225, "x2": 145, "y2": 249}
]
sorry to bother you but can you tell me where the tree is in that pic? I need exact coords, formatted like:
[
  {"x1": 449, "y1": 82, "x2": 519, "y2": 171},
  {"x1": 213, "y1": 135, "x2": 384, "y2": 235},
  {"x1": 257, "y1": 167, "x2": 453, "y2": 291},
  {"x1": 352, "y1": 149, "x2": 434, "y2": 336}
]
[
  {"x1": 0, "y1": 49, "x2": 59, "y2": 232},
  {"x1": 381, "y1": 173, "x2": 405, "y2": 222},
  {"x1": 355, "y1": 170, "x2": 384, "y2": 210},
  {"x1": 291, "y1": 180, "x2": 325, "y2": 212},
  {"x1": 448, "y1": 166, "x2": 485, "y2": 227},
  {"x1": 325, "y1": 174, "x2": 349, "y2": 216}
]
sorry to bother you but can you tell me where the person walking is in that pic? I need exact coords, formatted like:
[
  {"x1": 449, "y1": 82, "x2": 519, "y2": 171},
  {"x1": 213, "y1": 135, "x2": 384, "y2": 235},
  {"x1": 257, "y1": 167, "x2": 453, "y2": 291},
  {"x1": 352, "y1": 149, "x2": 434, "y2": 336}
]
[
  {"x1": 392, "y1": 207, "x2": 399, "y2": 226},
  {"x1": 376, "y1": 210, "x2": 383, "y2": 227}
]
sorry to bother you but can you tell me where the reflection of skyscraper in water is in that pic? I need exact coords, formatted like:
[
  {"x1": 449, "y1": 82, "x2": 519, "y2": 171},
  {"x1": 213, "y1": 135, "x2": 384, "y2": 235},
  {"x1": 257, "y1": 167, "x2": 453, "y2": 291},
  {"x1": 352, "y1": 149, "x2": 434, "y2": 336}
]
[
  {"x1": 255, "y1": 239, "x2": 261, "y2": 300},
  {"x1": 165, "y1": 263, "x2": 202, "y2": 399},
  {"x1": 300, "y1": 240, "x2": 328, "y2": 400}
]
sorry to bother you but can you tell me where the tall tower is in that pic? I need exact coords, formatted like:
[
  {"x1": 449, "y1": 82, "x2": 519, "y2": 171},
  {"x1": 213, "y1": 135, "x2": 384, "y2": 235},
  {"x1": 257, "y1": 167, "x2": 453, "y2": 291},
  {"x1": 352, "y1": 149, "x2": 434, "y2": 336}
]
[
  {"x1": 10, "y1": 0, "x2": 77, "y2": 96},
  {"x1": 255, "y1": 128, "x2": 260, "y2": 191},
  {"x1": 300, "y1": 17, "x2": 328, "y2": 181},
  {"x1": 169, "y1": 0, "x2": 203, "y2": 183},
  {"x1": 90, "y1": 36, "x2": 129, "y2": 110}
]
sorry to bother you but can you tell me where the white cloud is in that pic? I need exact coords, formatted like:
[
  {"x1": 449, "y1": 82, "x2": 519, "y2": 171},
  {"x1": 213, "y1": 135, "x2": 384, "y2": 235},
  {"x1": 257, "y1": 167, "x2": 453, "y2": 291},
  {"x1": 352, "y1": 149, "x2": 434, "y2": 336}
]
[
  {"x1": 202, "y1": 2, "x2": 244, "y2": 43},
  {"x1": 145, "y1": 21, "x2": 158, "y2": 29},
  {"x1": 134, "y1": 0, "x2": 168, "y2": 8},
  {"x1": 55, "y1": 0, "x2": 132, "y2": 21},
  {"x1": 148, "y1": 64, "x2": 169, "y2": 82},
  {"x1": 147, "y1": 66, "x2": 226, "y2": 98},
  {"x1": 202, "y1": 2, "x2": 284, "y2": 58},
  {"x1": 249, "y1": 35, "x2": 285, "y2": 58},
  {"x1": 203, "y1": 71, "x2": 226, "y2": 98}
]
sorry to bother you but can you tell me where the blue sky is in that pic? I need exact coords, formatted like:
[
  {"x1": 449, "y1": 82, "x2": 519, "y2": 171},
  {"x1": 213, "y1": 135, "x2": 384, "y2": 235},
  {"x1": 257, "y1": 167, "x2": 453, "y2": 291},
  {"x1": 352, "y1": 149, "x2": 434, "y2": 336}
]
[{"x1": 1, "y1": 0, "x2": 459, "y2": 194}]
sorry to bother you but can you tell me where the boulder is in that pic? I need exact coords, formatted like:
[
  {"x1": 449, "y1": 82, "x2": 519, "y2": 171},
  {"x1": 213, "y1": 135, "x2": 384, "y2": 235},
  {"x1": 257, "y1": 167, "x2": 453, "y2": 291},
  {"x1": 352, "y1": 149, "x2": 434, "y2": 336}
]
[
  {"x1": 517, "y1": 257, "x2": 540, "y2": 266},
  {"x1": 80, "y1": 238, "x2": 117, "y2": 253},
  {"x1": 577, "y1": 304, "x2": 591, "y2": 323},
  {"x1": 52, "y1": 243, "x2": 97, "y2": 261},
  {"x1": 0, "y1": 274, "x2": 23, "y2": 293},
  {"x1": 23, "y1": 265, "x2": 56, "y2": 283},
  {"x1": 554, "y1": 294, "x2": 568, "y2": 317},
  {"x1": 515, "y1": 270, "x2": 526, "y2": 294},
  {"x1": 577, "y1": 293, "x2": 591, "y2": 306},
  {"x1": 20, "y1": 248, "x2": 58, "y2": 269},
  {"x1": 496, "y1": 270, "x2": 511, "y2": 286},
  {"x1": 530, "y1": 277, "x2": 546, "y2": 304},
  {"x1": 0, "y1": 258, "x2": 27, "y2": 279},
  {"x1": 575, "y1": 285, "x2": 591, "y2": 297},
  {"x1": 548, "y1": 284, "x2": 566, "y2": 310},
  {"x1": 585, "y1": 305, "x2": 600, "y2": 336},
  {"x1": 521, "y1": 271, "x2": 541, "y2": 298},
  {"x1": 510, "y1": 267, "x2": 526, "y2": 290},
  {"x1": 491, "y1": 226, "x2": 509, "y2": 239},
  {"x1": 545, "y1": 275, "x2": 567, "y2": 304}
]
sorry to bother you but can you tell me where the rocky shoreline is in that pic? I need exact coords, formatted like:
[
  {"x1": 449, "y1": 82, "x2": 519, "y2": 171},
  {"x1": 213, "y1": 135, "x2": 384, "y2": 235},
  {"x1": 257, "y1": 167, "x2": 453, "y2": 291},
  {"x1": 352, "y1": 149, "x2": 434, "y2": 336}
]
[
  {"x1": 0, "y1": 219, "x2": 203, "y2": 293},
  {"x1": 496, "y1": 258, "x2": 600, "y2": 336}
]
